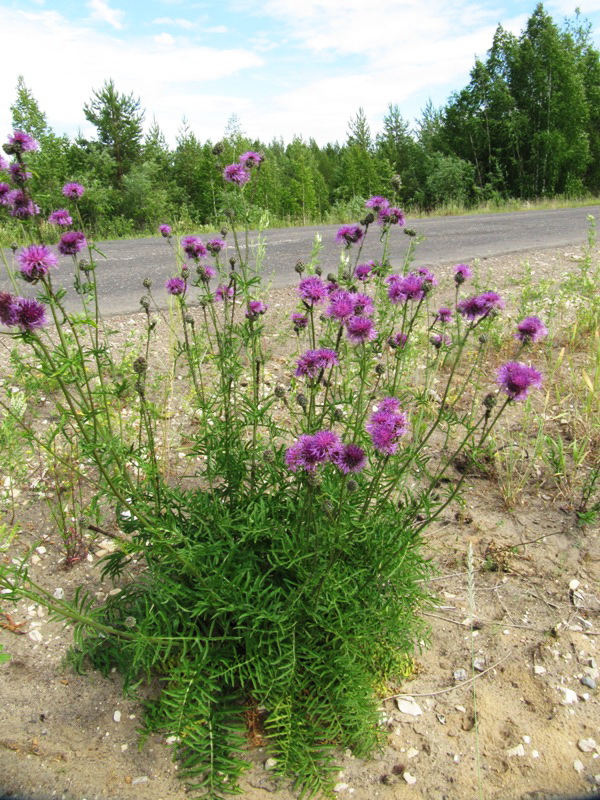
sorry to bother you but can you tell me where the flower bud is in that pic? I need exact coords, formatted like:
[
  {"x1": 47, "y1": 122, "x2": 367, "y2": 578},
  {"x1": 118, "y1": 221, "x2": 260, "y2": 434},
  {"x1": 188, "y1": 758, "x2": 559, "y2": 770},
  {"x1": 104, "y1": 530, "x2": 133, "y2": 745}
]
[
  {"x1": 294, "y1": 260, "x2": 305, "y2": 274},
  {"x1": 181, "y1": 267, "x2": 190, "y2": 279},
  {"x1": 478, "y1": 334, "x2": 488, "y2": 344},
  {"x1": 404, "y1": 228, "x2": 417, "y2": 237},
  {"x1": 315, "y1": 266, "x2": 323, "y2": 276},
  {"x1": 274, "y1": 385, "x2": 286, "y2": 398},
  {"x1": 361, "y1": 213, "x2": 375, "y2": 226},
  {"x1": 263, "y1": 448, "x2": 275, "y2": 463},
  {"x1": 185, "y1": 313, "x2": 194, "y2": 325},
  {"x1": 296, "y1": 392, "x2": 308, "y2": 408},
  {"x1": 391, "y1": 174, "x2": 403, "y2": 192},
  {"x1": 375, "y1": 363, "x2": 385, "y2": 376},
  {"x1": 483, "y1": 393, "x2": 497, "y2": 410},
  {"x1": 327, "y1": 273, "x2": 337, "y2": 283},
  {"x1": 139, "y1": 295, "x2": 150, "y2": 309},
  {"x1": 333, "y1": 407, "x2": 344, "y2": 422},
  {"x1": 220, "y1": 226, "x2": 228, "y2": 238},
  {"x1": 132, "y1": 356, "x2": 148, "y2": 374},
  {"x1": 10, "y1": 242, "x2": 18, "y2": 252},
  {"x1": 142, "y1": 277, "x2": 152, "y2": 289},
  {"x1": 347, "y1": 479, "x2": 359, "y2": 494}
]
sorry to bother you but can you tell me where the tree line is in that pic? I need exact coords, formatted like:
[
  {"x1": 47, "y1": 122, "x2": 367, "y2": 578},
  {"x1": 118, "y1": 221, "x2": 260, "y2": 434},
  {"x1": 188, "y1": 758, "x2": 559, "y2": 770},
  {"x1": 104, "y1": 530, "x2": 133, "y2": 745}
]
[{"x1": 4, "y1": 3, "x2": 600, "y2": 238}]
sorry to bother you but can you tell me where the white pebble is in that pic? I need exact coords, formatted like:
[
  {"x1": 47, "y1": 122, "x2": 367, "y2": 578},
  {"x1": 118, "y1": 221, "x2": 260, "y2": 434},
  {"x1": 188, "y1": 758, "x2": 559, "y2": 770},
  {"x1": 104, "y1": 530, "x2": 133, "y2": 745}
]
[
  {"x1": 403, "y1": 772, "x2": 417, "y2": 785},
  {"x1": 569, "y1": 579, "x2": 580, "y2": 591},
  {"x1": 578, "y1": 738, "x2": 597, "y2": 753},
  {"x1": 406, "y1": 747, "x2": 419, "y2": 759},
  {"x1": 121, "y1": 744, "x2": 128, "y2": 752},
  {"x1": 534, "y1": 665, "x2": 546, "y2": 675},
  {"x1": 507, "y1": 744, "x2": 525, "y2": 757},
  {"x1": 53, "y1": 588, "x2": 64, "y2": 600},
  {"x1": 113, "y1": 710, "x2": 121, "y2": 723},
  {"x1": 559, "y1": 687, "x2": 578, "y2": 704},
  {"x1": 131, "y1": 776, "x2": 148, "y2": 785},
  {"x1": 333, "y1": 783, "x2": 349, "y2": 792},
  {"x1": 396, "y1": 697, "x2": 423, "y2": 717},
  {"x1": 532, "y1": 750, "x2": 540, "y2": 759},
  {"x1": 574, "y1": 759, "x2": 585, "y2": 774},
  {"x1": 28, "y1": 629, "x2": 42, "y2": 643},
  {"x1": 523, "y1": 736, "x2": 531, "y2": 744},
  {"x1": 264, "y1": 758, "x2": 278, "y2": 771},
  {"x1": 35, "y1": 546, "x2": 47, "y2": 555}
]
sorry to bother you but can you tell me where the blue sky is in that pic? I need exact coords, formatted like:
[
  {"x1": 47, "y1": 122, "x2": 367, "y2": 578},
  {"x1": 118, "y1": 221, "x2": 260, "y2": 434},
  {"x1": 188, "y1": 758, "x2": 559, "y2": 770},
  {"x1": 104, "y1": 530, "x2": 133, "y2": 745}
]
[{"x1": 2, "y1": 0, "x2": 600, "y2": 148}]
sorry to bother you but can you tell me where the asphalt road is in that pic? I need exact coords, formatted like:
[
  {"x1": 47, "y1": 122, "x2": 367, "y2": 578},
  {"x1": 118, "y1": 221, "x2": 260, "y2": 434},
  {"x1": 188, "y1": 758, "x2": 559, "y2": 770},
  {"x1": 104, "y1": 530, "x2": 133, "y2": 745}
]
[{"x1": 3, "y1": 205, "x2": 599, "y2": 315}]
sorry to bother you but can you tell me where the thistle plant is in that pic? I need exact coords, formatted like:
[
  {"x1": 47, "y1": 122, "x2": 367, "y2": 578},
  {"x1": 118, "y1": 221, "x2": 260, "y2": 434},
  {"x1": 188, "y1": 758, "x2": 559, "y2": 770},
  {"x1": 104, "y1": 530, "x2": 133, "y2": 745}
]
[{"x1": 0, "y1": 134, "x2": 546, "y2": 799}]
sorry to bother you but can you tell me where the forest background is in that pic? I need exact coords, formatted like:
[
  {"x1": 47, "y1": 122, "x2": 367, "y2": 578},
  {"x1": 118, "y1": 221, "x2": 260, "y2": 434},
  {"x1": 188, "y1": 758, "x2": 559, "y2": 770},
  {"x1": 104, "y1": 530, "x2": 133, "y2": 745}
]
[{"x1": 3, "y1": 3, "x2": 600, "y2": 242}]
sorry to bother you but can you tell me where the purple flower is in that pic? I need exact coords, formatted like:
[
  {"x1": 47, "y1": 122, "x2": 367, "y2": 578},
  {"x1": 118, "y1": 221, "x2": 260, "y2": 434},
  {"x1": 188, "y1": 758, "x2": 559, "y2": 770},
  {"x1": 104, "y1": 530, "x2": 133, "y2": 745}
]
[
  {"x1": 159, "y1": 224, "x2": 172, "y2": 237},
  {"x1": 0, "y1": 182, "x2": 12, "y2": 205},
  {"x1": 435, "y1": 307, "x2": 453, "y2": 324},
  {"x1": 291, "y1": 312, "x2": 308, "y2": 330},
  {"x1": 497, "y1": 362, "x2": 543, "y2": 401},
  {"x1": 239, "y1": 151, "x2": 263, "y2": 168},
  {"x1": 388, "y1": 332, "x2": 408, "y2": 350},
  {"x1": 352, "y1": 293, "x2": 374, "y2": 316},
  {"x1": 62, "y1": 182, "x2": 85, "y2": 199},
  {"x1": 181, "y1": 235, "x2": 207, "y2": 259},
  {"x1": 223, "y1": 163, "x2": 250, "y2": 185},
  {"x1": 298, "y1": 276, "x2": 328, "y2": 306},
  {"x1": 295, "y1": 348, "x2": 339, "y2": 378},
  {"x1": 196, "y1": 263, "x2": 216, "y2": 282},
  {"x1": 285, "y1": 430, "x2": 341, "y2": 472},
  {"x1": 9, "y1": 163, "x2": 32, "y2": 184},
  {"x1": 8, "y1": 130, "x2": 39, "y2": 153},
  {"x1": 206, "y1": 238, "x2": 226, "y2": 255},
  {"x1": 365, "y1": 196, "x2": 389, "y2": 212},
  {"x1": 14, "y1": 297, "x2": 47, "y2": 331},
  {"x1": 345, "y1": 316, "x2": 377, "y2": 345},
  {"x1": 366, "y1": 398, "x2": 408, "y2": 454},
  {"x1": 326, "y1": 289, "x2": 355, "y2": 321},
  {"x1": 246, "y1": 300, "x2": 268, "y2": 318},
  {"x1": 454, "y1": 263, "x2": 472, "y2": 284},
  {"x1": 58, "y1": 231, "x2": 86, "y2": 256},
  {"x1": 457, "y1": 292, "x2": 504, "y2": 320},
  {"x1": 515, "y1": 316, "x2": 548, "y2": 343},
  {"x1": 378, "y1": 206, "x2": 405, "y2": 226},
  {"x1": 165, "y1": 277, "x2": 186, "y2": 296},
  {"x1": 387, "y1": 273, "x2": 425, "y2": 304},
  {"x1": 215, "y1": 284, "x2": 234, "y2": 301},
  {"x1": 307, "y1": 430, "x2": 341, "y2": 461},
  {"x1": 355, "y1": 261, "x2": 374, "y2": 281},
  {"x1": 335, "y1": 224, "x2": 364, "y2": 246},
  {"x1": 0, "y1": 292, "x2": 18, "y2": 326},
  {"x1": 7, "y1": 190, "x2": 39, "y2": 219},
  {"x1": 417, "y1": 266, "x2": 437, "y2": 286},
  {"x1": 431, "y1": 333, "x2": 452, "y2": 349},
  {"x1": 334, "y1": 443, "x2": 367, "y2": 474},
  {"x1": 48, "y1": 209, "x2": 73, "y2": 227},
  {"x1": 17, "y1": 244, "x2": 58, "y2": 282}
]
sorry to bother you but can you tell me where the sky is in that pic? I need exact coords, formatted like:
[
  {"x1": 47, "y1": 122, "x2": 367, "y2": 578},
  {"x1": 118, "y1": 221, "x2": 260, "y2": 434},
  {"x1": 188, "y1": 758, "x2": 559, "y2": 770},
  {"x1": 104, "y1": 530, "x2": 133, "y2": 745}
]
[{"x1": 2, "y1": 0, "x2": 600, "y2": 148}]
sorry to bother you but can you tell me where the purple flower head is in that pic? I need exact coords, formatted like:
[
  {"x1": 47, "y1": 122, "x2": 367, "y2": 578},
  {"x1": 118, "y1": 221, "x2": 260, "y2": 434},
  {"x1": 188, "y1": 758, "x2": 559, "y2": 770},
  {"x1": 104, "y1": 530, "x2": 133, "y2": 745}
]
[
  {"x1": 48, "y1": 209, "x2": 73, "y2": 227},
  {"x1": 307, "y1": 430, "x2": 341, "y2": 461},
  {"x1": 0, "y1": 155, "x2": 8, "y2": 172},
  {"x1": 326, "y1": 289, "x2": 355, "y2": 321},
  {"x1": 345, "y1": 315, "x2": 377, "y2": 345},
  {"x1": 365, "y1": 196, "x2": 389, "y2": 212},
  {"x1": 334, "y1": 443, "x2": 367, "y2": 474},
  {"x1": 295, "y1": 348, "x2": 339, "y2": 378},
  {"x1": 352, "y1": 293, "x2": 373, "y2": 316},
  {"x1": 14, "y1": 297, "x2": 47, "y2": 331},
  {"x1": 387, "y1": 273, "x2": 425, "y2": 304},
  {"x1": 458, "y1": 291, "x2": 504, "y2": 320},
  {"x1": 9, "y1": 162, "x2": 32, "y2": 184},
  {"x1": 285, "y1": 430, "x2": 341, "y2": 472},
  {"x1": 378, "y1": 206, "x2": 406, "y2": 226},
  {"x1": 8, "y1": 190, "x2": 39, "y2": 219},
  {"x1": 388, "y1": 332, "x2": 408, "y2": 350},
  {"x1": 298, "y1": 275, "x2": 327, "y2": 306},
  {"x1": 417, "y1": 266, "x2": 438, "y2": 287},
  {"x1": 165, "y1": 276, "x2": 186, "y2": 296},
  {"x1": 497, "y1": 362, "x2": 543, "y2": 402},
  {"x1": 215, "y1": 284, "x2": 234, "y2": 301},
  {"x1": 335, "y1": 224, "x2": 364, "y2": 247},
  {"x1": 246, "y1": 300, "x2": 268, "y2": 319},
  {"x1": 159, "y1": 224, "x2": 172, "y2": 238},
  {"x1": 58, "y1": 231, "x2": 86, "y2": 256},
  {"x1": 17, "y1": 244, "x2": 58, "y2": 282},
  {"x1": 435, "y1": 306, "x2": 453, "y2": 324},
  {"x1": 196, "y1": 263, "x2": 216, "y2": 282},
  {"x1": 431, "y1": 333, "x2": 452, "y2": 349},
  {"x1": 8, "y1": 131, "x2": 39, "y2": 153},
  {"x1": 291, "y1": 312, "x2": 308, "y2": 330},
  {"x1": 0, "y1": 292, "x2": 18, "y2": 326},
  {"x1": 454, "y1": 263, "x2": 472, "y2": 284},
  {"x1": 206, "y1": 238, "x2": 226, "y2": 255},
  {"x1": 0, "y1": 182, "x2": 12, "y2": 205},
  {"x1": 239, "y1": 151, "x2": 263, "y2": 168},
  {"x1": 515, "y1": 316, "x2": 548, "y2": 344},
  {"x1": 62, "y1": 182, "x2": 85, "y2": 199},
  {"x1": 181, "y1": 235, "x2": 207, "y2": 259},
  {"x1": 355, "y1": 261, "x2": 374, "y2": 281},
  {"x1": 223, "y1": 163, "x2": 250, "y2": 185},
  {"x1": 366, "y1": 398, "x2": 408, "y2": 454}
]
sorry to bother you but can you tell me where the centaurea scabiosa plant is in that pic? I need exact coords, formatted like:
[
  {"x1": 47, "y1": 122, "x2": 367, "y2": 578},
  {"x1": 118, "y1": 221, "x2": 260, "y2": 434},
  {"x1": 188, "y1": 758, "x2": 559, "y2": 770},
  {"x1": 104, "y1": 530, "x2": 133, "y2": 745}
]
[{"x1": 0, "y1": 137, "x2": 547, "y2": 800}]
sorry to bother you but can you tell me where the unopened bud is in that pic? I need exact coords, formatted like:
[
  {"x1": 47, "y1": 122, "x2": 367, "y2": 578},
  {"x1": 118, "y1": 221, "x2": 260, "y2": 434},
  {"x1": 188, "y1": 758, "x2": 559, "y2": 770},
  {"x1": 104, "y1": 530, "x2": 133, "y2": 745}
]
[
  {"x1": 375, "y1": 363, "x2": 385, "y2": 376},
  {"x1": 185, "y1": 313, "x2": 194, "y2": 325},
  {"x1": 220, "y1": 226, "x2": 228, "y2": 238},
  {"x1": 181, "y1": 267, "x2": 190, "y2": 279},
  {"x1": 333, "y1": 408, "x2": 344, "y2": 422},
  {"x1": 296, "y1": 393, "x2": 307, "y2": 409},
  {"x1": 274, "y1": 385, "x2": 286, "y2": 398},
  {"x1": 315, "y1": 266, "x2": 323, "y2": 276},
  {"x1": 347, "y1": 479, "x2": 359, "y2": 494},
  {"x1": 294, "y1": 260, "x2": 305, "y2": 274},
  {"x1": 404, "y1": 228, "x2": 417, "y2": 237},
  {"x1": 263, "y1": 449, "x2": 275, "y2": 463},
  {"x1": 478, "y1": 334, "x2": 488, "y2": 344},
  {"x1": 142, "y1": 277, "x2": 152, "y2": 289},
  {"x1": 132, "y1": 356, "x2": 148, "y2": 374},
  {"x1": 139, "y1": 295, "x2": 150, "y2": 309},
  {"x1": 361, "y1": 213, "x2": 375, "y2": 226},
  {"x1": 483, "y1": 393, "x2": 497, "y2": 410},
  {"x1": 10, "y1": 242, "x2": 18, "y2": 252},
  {"x1": 327, "y1": 273, "x2": 337, "y2": 283}
]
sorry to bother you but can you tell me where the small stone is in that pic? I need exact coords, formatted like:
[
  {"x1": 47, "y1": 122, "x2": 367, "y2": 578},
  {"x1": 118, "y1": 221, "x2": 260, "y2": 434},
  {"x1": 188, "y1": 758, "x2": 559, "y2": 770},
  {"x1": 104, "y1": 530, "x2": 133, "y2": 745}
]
[
  {"x1": 124, "y1": 776, "x2": 132, "y2": 785},
  {"x1": 532, "y1": 750, "x2": 540, "y2": 759},
  {"x1": 523, "y1": 736, "x2": 531, "y2": 744},
  {"x1": 121, "y1": 744, "x2": 128, "y2": 752},
  {"x1": 578, "y1": 738, "x2": 597, "y2": 753},
  {"x1": 30, "y1": 555, "x2": 41, "y2": 565},
  {"x1": 406, "y1": 748, "x2": 419, "y2": 759},
  {"x1": 131, "y1": 776, "x2": 148, "y2": 785},
  {"x1": 396, "y1": 697, "x2": 423, "y2": 717},
  {"x1": 113, "y1": 710, "x2": 121, "y2": 723},
  {"x1": 436, "y1": 713, "x2": 446, "y2": 725},
  {"x1": 594, "y1": 774, "x2": 600, "y2": 787},
  {"x1": 559, "y1": 687, "x2": 578, "y2": 704},
  {"x1": 507, "y1": 744, "x2": 525, "y2": 757},
  {"x1": 264, "y1": 758, "x2": 278, "y2": 771},
  {"x1": 35, "y1": 546, "x2": 47, "y2": 555},
  {"x1": 333, "y1": 783, "x2": 349, "y2": 793},
  {"x1": 570, "y1": 579, "x2": 580, "y2": 591},
  {"x1": 53, "y1": 588, "x2": 64, "y2": 600},
  {"x1": 165, "y1": 736, "x2": 180, "y2": 745},
  {"x1": 28, "y1": 629, "x2": 42, "y2": 643},
  {"x1": 534, "y1": 665, "x2": 546, "y2": 675},
  {"x1": 454, "y1": 669, "x2": 468, "y2": 682},
  {"x1": 581, "y1": 676, "x2": 597, "y2": 690},
  {"x1": 473, "y1": 658, "x2": 486, "y2": 672},
  {"x1": 455, "y1": 705, "x2": 466, "y2": 713},
  {"x1": 574, "y1": 759, "x2": 585, "y2": 774},
  {"x1": 403, "y1": 772, "x2": 417, "y2": 785},
  {"x1": 453, "y1": 755, "x2": 460, "y2": 764}
]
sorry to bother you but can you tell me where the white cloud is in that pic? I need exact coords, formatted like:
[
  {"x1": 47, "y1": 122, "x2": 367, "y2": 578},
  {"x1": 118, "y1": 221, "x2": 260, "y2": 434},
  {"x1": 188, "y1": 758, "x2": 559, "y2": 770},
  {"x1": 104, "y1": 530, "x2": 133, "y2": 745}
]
[
  {"x1": 154, "y1": 32, "x2": 176, "y2": 45},
  {"x1": 152, "y1": 16, "x2": 196, "y2": 29},
  {"x1": 87, "y1": 0, "x2": 125, "y2": 30},
  {"x1": 0, "y1": 6, "x2": 263, "y2": 146}
]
